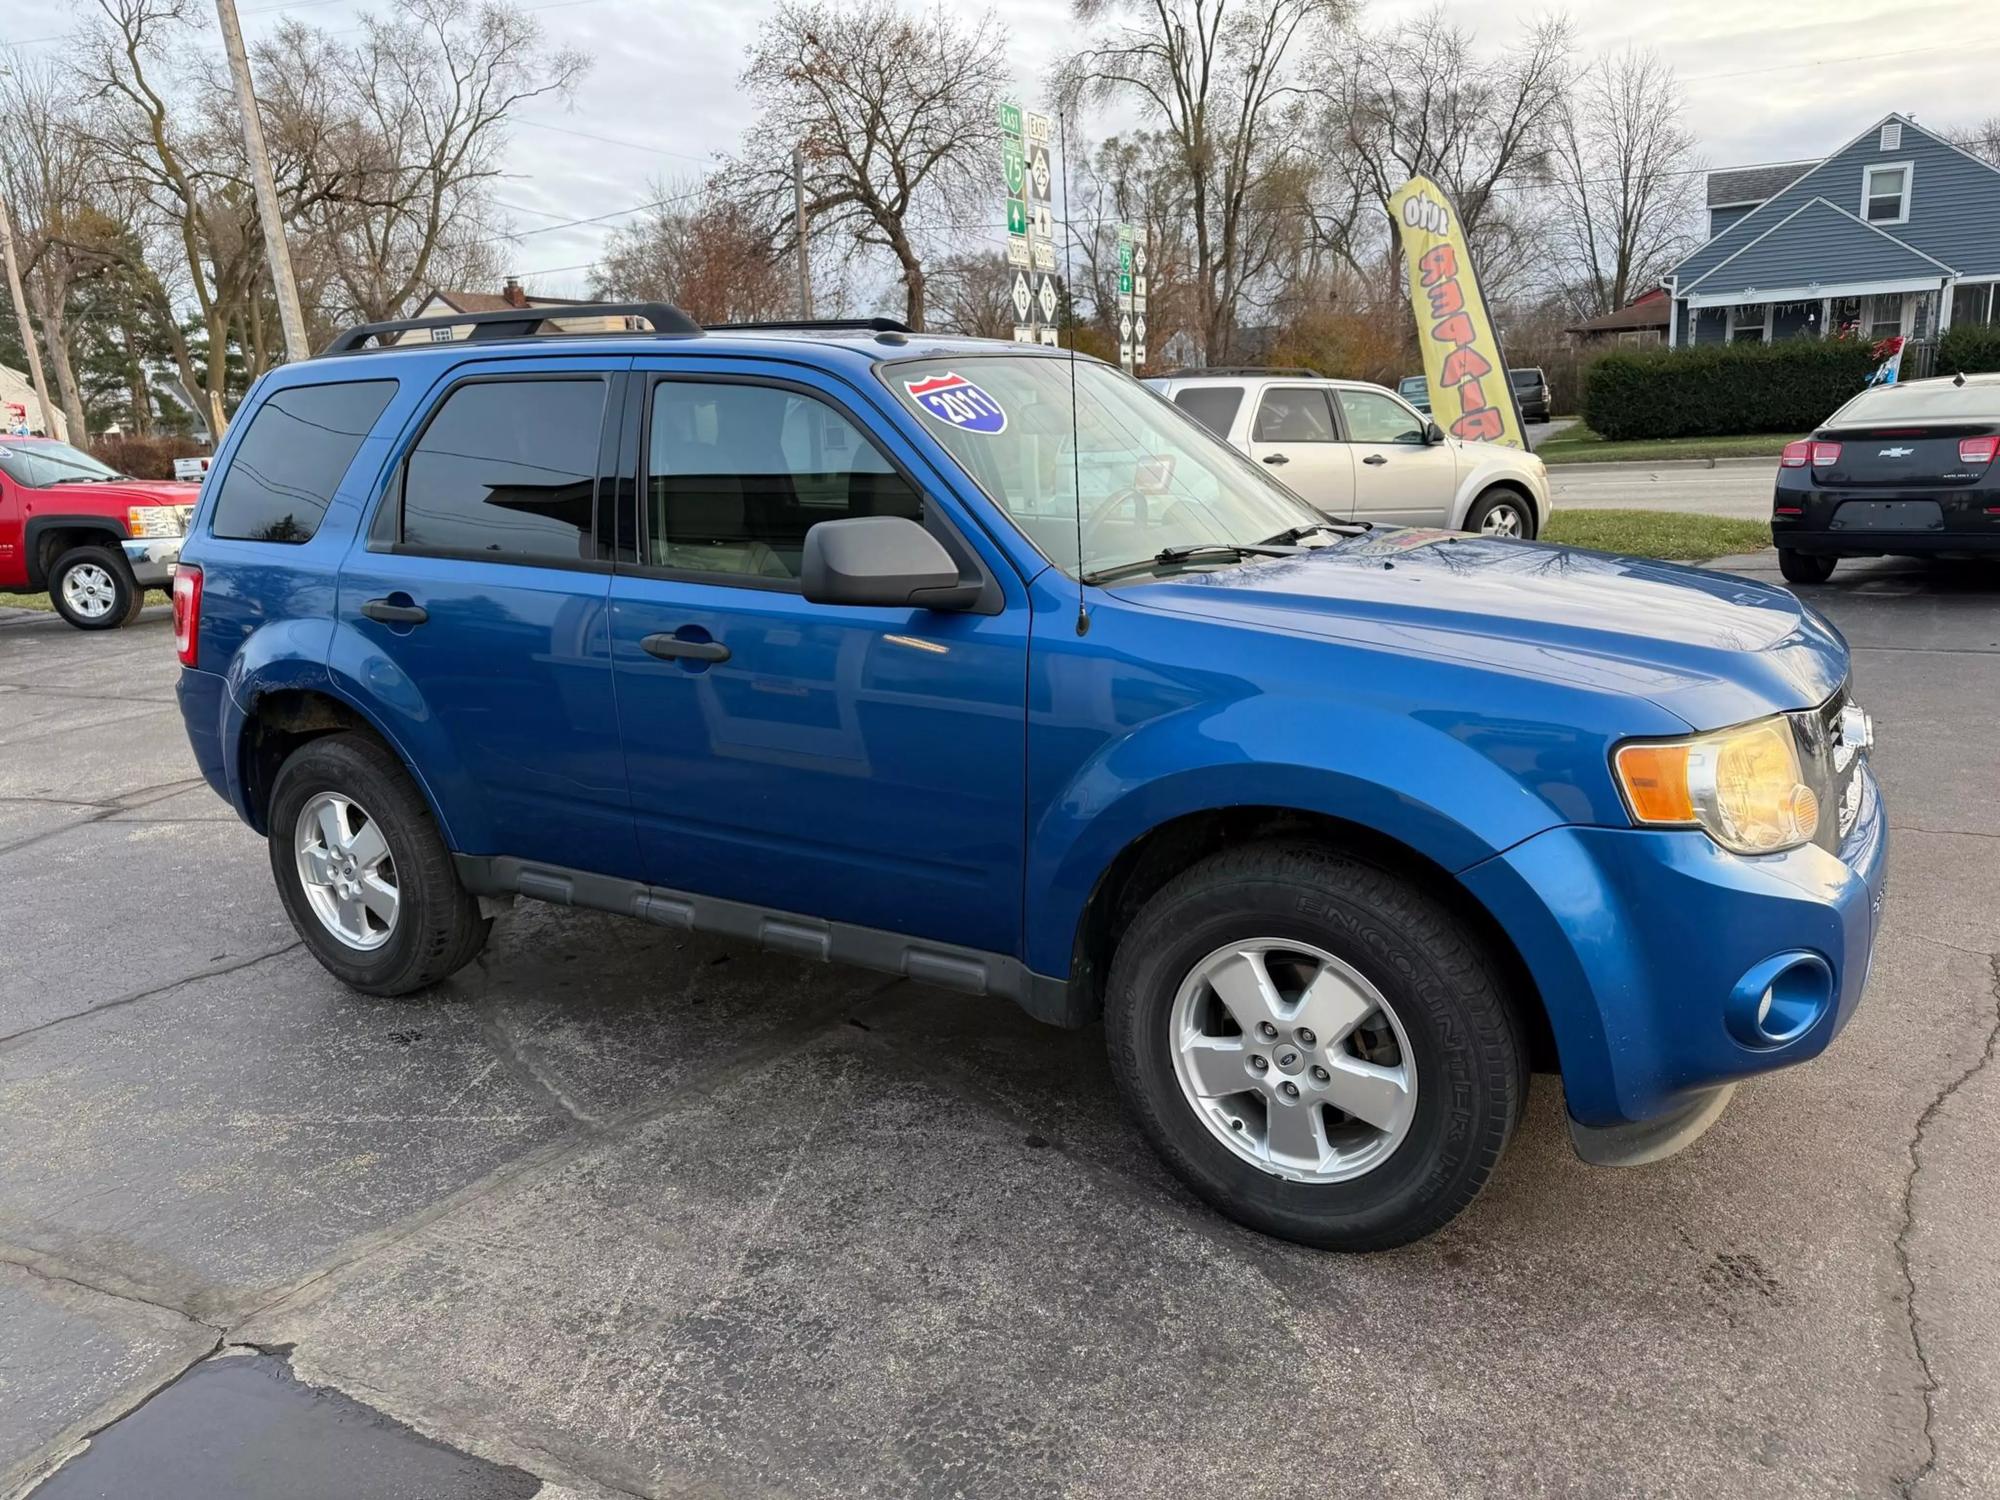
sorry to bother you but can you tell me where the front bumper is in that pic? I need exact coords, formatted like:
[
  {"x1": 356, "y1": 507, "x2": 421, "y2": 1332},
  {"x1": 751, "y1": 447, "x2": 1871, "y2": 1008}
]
[
  {"x1": 1460, "y1": 758, "x2": 1887, "y2": 1151},
  {"x1": 121, "y1": 535, "x2": 183, "y2": 588}
]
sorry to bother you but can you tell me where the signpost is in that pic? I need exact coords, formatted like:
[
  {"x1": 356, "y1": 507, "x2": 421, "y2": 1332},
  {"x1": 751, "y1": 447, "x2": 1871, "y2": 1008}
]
[
  {"x1": 1115, "y1": 222, "x2": 1149, "y2": 372},
  {"x1": 1000, "y1": 100, "x2": 1064, "y2": 345}
]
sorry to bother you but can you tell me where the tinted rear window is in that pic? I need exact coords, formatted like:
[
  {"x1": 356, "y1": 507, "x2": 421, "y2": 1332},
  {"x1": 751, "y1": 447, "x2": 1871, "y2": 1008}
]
[
  {"x1": 1172, "y1": 386, "x2": 1246, "y2": 437},
  {"x1": 1509, "y1": 369, "x2": 1543, "y2": 388},
  {"x1": 399, "y1": 378, "x2": 606, "y2": 563},
  {"x1": 210, "y1": 380, "x2": 397, "y2": 543},
  {"x1": 1830, "y1": 381, "x2": 2000, "y2": 424}
]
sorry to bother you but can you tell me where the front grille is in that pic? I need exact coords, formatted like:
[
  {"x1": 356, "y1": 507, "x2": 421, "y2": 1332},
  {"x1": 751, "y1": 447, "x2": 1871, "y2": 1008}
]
[{"x1": 1788, "y1": 684, "x2": 1864, "y2": 854}]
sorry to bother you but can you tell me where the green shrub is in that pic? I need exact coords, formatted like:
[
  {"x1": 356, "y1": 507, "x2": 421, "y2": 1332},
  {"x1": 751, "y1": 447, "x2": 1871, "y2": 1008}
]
[
  {"x1": 1938, "y1": 322, "x2": 2000, "y2": 376},
  {"x1": 1580, "y1": 337, "x2": 1878, "y2": 441},
  {"x1": 89, "y1": 433, "x2": 211, "y2": 481}
]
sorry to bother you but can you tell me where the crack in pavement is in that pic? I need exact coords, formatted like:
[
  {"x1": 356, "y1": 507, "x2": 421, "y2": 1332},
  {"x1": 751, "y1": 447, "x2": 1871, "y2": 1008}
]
[
  {"x1": 0, "y1": 940, "x2": 304, "y2": 1049},
  {"x1": 0, "y1": 777, "x2": 209, "y2": 860},
  {"x1": 1894, "y1": 951, "x2": 2000, "y2": 1500}
]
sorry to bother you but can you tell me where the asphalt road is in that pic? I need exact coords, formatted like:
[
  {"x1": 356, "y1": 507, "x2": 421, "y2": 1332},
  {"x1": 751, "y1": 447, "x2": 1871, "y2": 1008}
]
[
  {"x1": 3, "y1": 560, "x2": 1998, "y2": 1500},
  {"x1": 1549, "y1": 457, "x2": 1779, "y2": 520}
]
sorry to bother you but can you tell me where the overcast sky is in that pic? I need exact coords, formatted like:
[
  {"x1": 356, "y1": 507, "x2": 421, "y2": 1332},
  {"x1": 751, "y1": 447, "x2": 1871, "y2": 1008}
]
[{"x1": 3, "y1": 0, "x2": 1993, "y2": 302}]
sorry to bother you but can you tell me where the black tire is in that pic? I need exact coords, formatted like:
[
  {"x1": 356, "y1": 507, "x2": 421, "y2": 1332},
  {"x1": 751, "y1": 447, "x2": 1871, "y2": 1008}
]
[
  {"x1": 1463, "y1": 487, "x2": 1538, "y2": 540},
  {"x1": 1105, "y1": 842, "x2": 1527, "y2": 1251},
  {"x1": 48, "y1": 545, "x2": 141, "y2": 631},
  {"x1": 1778, "y1": 549, "x2": 1836, "y2": 585},
  {"x1": 267, "y1": 731, "x2": 489, "y2": 995}
]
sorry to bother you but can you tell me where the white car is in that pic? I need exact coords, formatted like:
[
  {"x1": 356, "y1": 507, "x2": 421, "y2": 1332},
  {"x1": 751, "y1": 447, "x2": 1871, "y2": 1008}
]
[{"x1": 1145, "y1": 369, "x2": 1551, "y2": 538}]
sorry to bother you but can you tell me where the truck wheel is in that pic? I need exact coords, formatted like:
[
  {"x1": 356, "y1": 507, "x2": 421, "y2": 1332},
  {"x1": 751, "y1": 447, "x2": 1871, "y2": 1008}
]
[
  {"x1": 49, "y1": 545, "x2": 140, "y2": 630},
  {"x1": 1778, "y1": 549, "x2": 1836, "y2": 585},
  {"x1": 1464, "y1": 488, "x2": 1537, "y2": 540},
  {"x1": 267, "y1": 731, "x2": 489, "y2": 995},
  {"x1": 1105, "y1": 843, "x2": 1527, "y2": 1251}
]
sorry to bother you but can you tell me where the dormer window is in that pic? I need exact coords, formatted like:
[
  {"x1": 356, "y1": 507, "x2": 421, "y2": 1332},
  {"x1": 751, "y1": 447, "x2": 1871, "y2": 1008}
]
[{"x1": 1863, "y1": 163, "x2": 1912, "y2": 224}]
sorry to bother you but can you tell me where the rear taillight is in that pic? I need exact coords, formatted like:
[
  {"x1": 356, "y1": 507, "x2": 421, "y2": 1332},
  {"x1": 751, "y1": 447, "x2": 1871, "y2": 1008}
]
[
  {"x1": 1960, "y1": 436, "x2": 1998, "y2": 466},
  {"x1": 1811, "y1": 441, "x2": 1841, "y2": 467},
  {"x1": 1781, "y1": 440, "x2": 1810, "y2": 468},
  {"x1": 172, "y1": 566, "x2": 202, "y2": 667}
]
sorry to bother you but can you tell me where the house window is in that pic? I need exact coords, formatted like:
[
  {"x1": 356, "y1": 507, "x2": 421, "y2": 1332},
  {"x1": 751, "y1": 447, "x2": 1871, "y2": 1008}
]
[
  {"x1": 1880, "y1": 122, "x2": 1902, "y2": 151},
  {"x1": 1728, "y1": 304, "x2": 1768, "y2": 343},
  {"x1": 1956, "y1": 284, "x2": 1999, "y2": 327},
  {"x1": 1863, "y1": 163, "x2": 1912, "y2": 224},
  {"x1": 1866, "y1": 294, "x2": 1906, "y2": 340}
]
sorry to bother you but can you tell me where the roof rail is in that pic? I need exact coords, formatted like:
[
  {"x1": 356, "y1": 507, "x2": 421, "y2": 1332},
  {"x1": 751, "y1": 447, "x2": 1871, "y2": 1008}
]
[
  {"x1": 319, "y1": 301, "x2": 702, "y2": 356},
  {"x1": 705, "y1": 317, "x2": 915, "y2": 334},
  {"x1": 1156, "y1": 365, "x2": 1323, "y2": 379}
]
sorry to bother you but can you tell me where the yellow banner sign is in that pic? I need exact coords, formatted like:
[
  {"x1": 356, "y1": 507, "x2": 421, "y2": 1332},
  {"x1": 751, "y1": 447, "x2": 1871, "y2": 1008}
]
[{"x1": 1387, "y1": 176, "x2": 1525, "y2": 450}]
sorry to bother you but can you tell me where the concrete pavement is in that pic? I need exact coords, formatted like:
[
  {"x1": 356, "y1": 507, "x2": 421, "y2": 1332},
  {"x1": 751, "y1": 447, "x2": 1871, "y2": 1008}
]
[{"x1": 2, "y1": 564, "x2": 1997, "y2": 1499}]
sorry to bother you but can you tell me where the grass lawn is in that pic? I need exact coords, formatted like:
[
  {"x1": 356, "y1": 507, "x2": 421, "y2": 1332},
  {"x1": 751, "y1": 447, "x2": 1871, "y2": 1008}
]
[
  {"x1": 0, "y1": 589, "x2": 171, "y2": 612},
  {"x1": 1544, "y1": 509, "x2": 1770, "y2": 562},
  {"x1": 1537, "y1": 425, "x2": 1791, "y2": 466}
]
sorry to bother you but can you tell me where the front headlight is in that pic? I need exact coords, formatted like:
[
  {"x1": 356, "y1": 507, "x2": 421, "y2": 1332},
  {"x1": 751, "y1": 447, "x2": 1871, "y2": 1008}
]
[
  {"x1": 126, "y1": 505, "x2": 185, "y2": 539},
  {"x1": 1613, "y1": 716, "x2": 1821, "y2": 855}
]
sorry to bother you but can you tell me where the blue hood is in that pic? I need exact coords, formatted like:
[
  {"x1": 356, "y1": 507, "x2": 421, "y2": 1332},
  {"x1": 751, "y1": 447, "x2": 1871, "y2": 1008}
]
[{"x1": 1110, "y1": 531, "x2": 1848, "y2": 729}]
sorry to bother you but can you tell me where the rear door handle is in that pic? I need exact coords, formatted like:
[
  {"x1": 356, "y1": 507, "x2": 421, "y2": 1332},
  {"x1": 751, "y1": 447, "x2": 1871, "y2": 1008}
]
[
  {"x1": 1261, "y1": 453, "x2": 1289, "y2": 466},
  {"x1": 642, "y1": 633, "x2": 730, "y2": 664},
  {"x1": 1362, "y1": 454, "x2": 1388, "y2": 466},
  {"x1": 361, "y1": 597, "x2": 428, "y2": 625}
]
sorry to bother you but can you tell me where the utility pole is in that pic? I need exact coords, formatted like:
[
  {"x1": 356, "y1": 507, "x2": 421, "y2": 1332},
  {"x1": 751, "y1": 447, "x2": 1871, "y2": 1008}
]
[
  {"x1": 0, "y1": 193, "x2": 59, "y2": 439},
  {"x1": 214, "y1": 0, "x2": 309, "y2": 362},
  {"x1": 792, "y1": 147, "x2": 813, "y2": 320}
]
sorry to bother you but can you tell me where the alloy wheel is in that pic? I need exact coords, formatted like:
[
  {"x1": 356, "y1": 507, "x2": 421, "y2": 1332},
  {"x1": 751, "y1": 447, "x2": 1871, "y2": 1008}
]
[
  {"x1": 294, "y1": 791, "x2": 399, "y2": 950},
  {"x1": 60, "y1": 563, "x2": 120, "y2": 620},
  {"x1": 1479, "y1": 503, "x2": 1524, "y2": 538}
]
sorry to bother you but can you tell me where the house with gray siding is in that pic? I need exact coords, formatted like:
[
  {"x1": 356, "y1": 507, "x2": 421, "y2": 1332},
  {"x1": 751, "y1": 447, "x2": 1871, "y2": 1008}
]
[{"x1": 1668, "y1": 113, "x2": 2000, "y2": 348}]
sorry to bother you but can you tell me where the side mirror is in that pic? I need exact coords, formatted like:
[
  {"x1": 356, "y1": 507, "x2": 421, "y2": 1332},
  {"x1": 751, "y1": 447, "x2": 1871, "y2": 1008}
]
[
  {"x1": 801, "y1": 515, "x2": 980, "y2": 611},
  {"x1": 1424, "y1": 421, "x2": 1446, "y2": 445}
]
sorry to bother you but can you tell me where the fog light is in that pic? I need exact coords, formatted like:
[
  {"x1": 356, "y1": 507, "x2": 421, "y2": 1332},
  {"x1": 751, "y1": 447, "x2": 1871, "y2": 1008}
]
[{"x1": 1727, "y1": 952, "x2": 1833, "y2": 1048}]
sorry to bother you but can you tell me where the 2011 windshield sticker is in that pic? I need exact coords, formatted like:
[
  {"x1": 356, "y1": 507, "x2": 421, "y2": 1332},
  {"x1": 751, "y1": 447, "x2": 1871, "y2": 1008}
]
[{"x1": 906, "y1": 373, "x2": 1008, "y2": 435}]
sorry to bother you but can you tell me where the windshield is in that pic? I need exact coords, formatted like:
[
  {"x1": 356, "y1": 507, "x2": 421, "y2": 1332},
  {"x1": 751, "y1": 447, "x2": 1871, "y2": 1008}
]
[
  {"x1": 1398, "y1": 377, "x2": 1426, "y2": 394},
  {"x1": 884, "y1": 355, "x2": 1320, "y2": 579},
  {"x1": 0, "y1": 440, "x2": 123, "y2": 487}
]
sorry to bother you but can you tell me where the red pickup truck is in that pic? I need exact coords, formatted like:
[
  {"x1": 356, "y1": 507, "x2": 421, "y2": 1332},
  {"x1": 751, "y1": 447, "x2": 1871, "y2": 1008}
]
[{"x1": 0, "y1": 435, "x2": 197, "y2": 629}]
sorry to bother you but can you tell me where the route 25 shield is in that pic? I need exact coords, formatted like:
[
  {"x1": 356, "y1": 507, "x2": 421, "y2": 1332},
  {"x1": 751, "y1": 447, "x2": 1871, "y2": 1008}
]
[{"x1": 905, "y1": 372, "x2": 1008, "y2": 435}]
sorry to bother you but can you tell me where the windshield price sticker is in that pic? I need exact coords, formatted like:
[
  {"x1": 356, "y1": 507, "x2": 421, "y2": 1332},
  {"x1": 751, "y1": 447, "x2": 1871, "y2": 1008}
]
[{"x1": 906, "y1": 373, "x2": 1008, "y2": 435}]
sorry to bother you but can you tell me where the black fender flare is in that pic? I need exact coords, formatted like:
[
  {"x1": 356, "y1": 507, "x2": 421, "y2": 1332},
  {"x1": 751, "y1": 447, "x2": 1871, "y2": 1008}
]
[{"x1": 23, "y1": 514, "x2": 130, "y2": 591}]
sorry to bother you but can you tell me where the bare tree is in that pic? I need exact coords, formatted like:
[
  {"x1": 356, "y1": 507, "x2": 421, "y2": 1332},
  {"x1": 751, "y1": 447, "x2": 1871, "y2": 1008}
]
[
  {"x1": 1060, "y1": 0, "x2": 1345, "y2": 363},
  {"x1": 1545, "y1": 48, "x2": 1700, "y2": 317},
  {"x1": 593, "y1": 177, "x2": 791, "y2": 323},
  {"x1": 926, "y1": 251, "x2": 1018, "y2": 338},
  {"x1": 735, "y1": 0, "x2": 1007, "y2": 331},
  {"x1": 1957, "y1": 117, "x2": 2000, "y2": 167}
]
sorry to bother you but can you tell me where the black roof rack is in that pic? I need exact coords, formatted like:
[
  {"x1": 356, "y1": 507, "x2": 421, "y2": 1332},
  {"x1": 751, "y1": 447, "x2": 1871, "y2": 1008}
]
[
  {"x1": 319, "y1": 301, "x2": 702, "y2": 356},
  {"x1": 1155, "y1": 366, "x2": 1323, "y2": 379},
  {"x1": 706, "y1": 317, "x2": 914, "y2": 334}
]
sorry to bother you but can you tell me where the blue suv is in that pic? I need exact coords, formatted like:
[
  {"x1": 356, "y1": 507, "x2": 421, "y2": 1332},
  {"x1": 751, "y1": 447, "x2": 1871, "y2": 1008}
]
[{"x1": 172, "y1": 304, "x2": 1887, "y2": 1250}]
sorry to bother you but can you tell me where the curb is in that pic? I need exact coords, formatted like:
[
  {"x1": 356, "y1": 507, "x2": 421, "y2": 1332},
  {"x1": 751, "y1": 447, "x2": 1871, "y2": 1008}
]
[{"x1": 1549, "y1": 455, "x2": 1781, "y2": 475}]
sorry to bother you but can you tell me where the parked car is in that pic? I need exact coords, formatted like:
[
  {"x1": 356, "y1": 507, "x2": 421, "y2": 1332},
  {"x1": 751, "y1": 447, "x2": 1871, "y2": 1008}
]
[
  {"x1": 173, "y1": 304, "x2": 1885, "y2": 1252},
  {"x1": 1146, "y1": 369, "x2": 1549, "y2": 536},
  {"x1": 1509, "y1": 366, "x2": 1552, "y2": 424},
  {"x1": 0, "y1": 435, "x2": 194, "y2": 628},
  {"x1": 1773, "y1": 373, "x2": 2000, "y2": 584},
  {"x1": 1397, "y1": 374, "x2": 1431, "y2": 414}
]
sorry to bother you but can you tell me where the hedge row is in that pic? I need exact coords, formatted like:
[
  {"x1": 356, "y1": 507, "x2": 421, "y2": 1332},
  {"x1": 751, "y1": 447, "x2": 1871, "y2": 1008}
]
[
  {"x1": 89, "y1": 433, "x2": 211, "y2": 481},
  {"x1": 1580, "y1": 337, "x2": 1879, "y2": 441},
  {"x1": 1938, "y1": 322, "x2": 2000, "y2": 376}
]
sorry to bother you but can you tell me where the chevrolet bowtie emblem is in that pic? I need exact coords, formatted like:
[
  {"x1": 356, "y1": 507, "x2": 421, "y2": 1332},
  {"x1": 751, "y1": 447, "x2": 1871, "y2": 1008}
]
[{"x1": 1878, "y1": 447, "x2": 1913, "y2": 458}]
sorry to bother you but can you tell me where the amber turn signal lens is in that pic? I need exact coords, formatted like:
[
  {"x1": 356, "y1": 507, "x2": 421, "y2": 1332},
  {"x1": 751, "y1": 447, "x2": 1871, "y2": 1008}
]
[{"x1": 1613, "y1": 743, "x2": 1696, "y2": 824}]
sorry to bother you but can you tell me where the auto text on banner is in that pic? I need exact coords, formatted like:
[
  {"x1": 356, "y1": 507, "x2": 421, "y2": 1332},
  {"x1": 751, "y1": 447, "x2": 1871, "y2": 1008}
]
[{"x1": 1387, "y1": 175, "x2": 1526, "y2": 451}]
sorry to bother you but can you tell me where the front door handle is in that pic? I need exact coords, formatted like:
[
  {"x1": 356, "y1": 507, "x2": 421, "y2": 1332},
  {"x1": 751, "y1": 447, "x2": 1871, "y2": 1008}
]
[
  {"x1": 642, "y1": 632, "x2": 730, "y2": 664},
  {"x1": 361, "y1": 597, "x2": 428, "y2": 625},
  {"x1": 1261, "y1": 453, "x2": 1289, "y2": 466},
  {"x1": 1362, "y1": 454, "x2": 1388, "y2": 466}
]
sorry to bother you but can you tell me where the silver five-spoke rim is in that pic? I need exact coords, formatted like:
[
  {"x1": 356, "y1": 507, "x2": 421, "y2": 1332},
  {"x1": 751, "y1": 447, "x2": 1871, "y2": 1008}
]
[
  {"x1": 1170, "y1": 939, "x2": 1418, "y2": 1184},
  {"x1": 61, "y1": 562, "x2": 119, "y2": 619},
  {"x1": 295, "y1": 792, "x2": 398, "y2": 951},
  {"x1": 1479, "y1": 502, "x2": 1524, "y2": 538}
]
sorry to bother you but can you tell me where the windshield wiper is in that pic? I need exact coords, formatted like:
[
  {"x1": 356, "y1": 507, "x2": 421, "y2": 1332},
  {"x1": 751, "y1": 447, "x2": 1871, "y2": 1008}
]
[
  {"x1": 1259, "y1": 520, "x2": 1371, "y2": 546},
  {"x1": 1082, "y1": 541, "x2": 1297, "y2": 585}
]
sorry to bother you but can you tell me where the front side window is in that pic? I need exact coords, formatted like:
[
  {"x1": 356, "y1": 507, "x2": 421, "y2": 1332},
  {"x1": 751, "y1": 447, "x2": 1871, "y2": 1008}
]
[
  {"x1": 400, "y1": 378, "x2": 604, "y2": 563},
  {"x1": 1863, "y1": 164, "x2": 1910, "y2": 223},
  {"x1": 645, "y1": 381, "x2": 922, "y2": 581},
  {"x1": 1172, "y1": 386, "x2": 1245, "y2": 439},
  {"x1": 1252, "y1": 388, "x2": 1337, "y2": 443},
  {"x1": 212, "y1": 380, "x2": 397, "y2": 543},
  {"x1": 884, "y1": 355, "x2": 1318, "y2": 580},
  {"x1": 1336, "y1": 389, "x2": 1426, "y2": 445},
  {"x1": 0, "y1": 439, "x2": 122, "y2": 488}
]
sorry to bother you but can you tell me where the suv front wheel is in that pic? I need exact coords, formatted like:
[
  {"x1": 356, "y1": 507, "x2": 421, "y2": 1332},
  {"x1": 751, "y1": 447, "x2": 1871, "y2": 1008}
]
[
  {"x1": 1464, "y1": 488, "x2": 1537, "y2": 540},
  {"x1": 268, "y1": 731, "x2": 490, "y2": 994},
  {"x1": 1105, "y1": 843, "x2": 1526, "y2": 1250}
]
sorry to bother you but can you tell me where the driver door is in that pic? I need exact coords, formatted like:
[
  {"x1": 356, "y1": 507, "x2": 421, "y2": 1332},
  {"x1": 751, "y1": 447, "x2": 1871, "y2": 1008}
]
[
  {"x1": 1244, "y1": 386, "x2": 1355, "y2": 520},
  {"x1": 1335, "y1": 387, "x2": 1460, "y2": 528}
]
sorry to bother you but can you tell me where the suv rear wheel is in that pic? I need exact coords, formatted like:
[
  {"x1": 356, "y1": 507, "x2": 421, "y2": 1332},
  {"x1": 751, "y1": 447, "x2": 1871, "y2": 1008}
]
[
  {"x1": 49, "y1": 544, "x2": 144, "y2": 630},
  {"x1": 1104, "y1": 843, "x2": 1526, "y2": 1250},
  {"x1": 267, "y1": 731, "x2": 489, "y2": 994},
  {"x1": 1778, "y1": 549, "x2": 1836, "y2": 585}
]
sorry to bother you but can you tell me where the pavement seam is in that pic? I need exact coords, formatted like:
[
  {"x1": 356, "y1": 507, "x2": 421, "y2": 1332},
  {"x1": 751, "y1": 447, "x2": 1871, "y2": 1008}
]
[
  {"x1": 0, "y1": 776, "x2": 209, "y2": 860},
  {"x1": 0, "y1": 940, "x2": 304, "y2": 1049},
  {"x1": 475, "y1": 1001, "x2": 606, "y2": 1132},
  {"x1": 1893, "y1": 950, "x2": 2000, "y2": 1500}
]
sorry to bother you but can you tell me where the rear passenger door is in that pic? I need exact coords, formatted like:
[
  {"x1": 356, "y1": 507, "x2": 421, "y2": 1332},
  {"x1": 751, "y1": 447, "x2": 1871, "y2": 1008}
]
[
  {"x1": 606, "y1": 363, "x2": 1029, "y2": 957},
  {"x1": 332, "y1": 360, "x2": 640, "y2": 879},
  {"x1": 1244, "y1": 386, "x2": 1355, "y2": 518}
]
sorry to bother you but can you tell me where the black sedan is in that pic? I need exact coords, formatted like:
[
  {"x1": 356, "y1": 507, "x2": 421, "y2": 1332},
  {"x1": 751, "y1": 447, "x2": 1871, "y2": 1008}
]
[{"x1": 1773, "y1": 373, "x2": 2000, "y2": 583}]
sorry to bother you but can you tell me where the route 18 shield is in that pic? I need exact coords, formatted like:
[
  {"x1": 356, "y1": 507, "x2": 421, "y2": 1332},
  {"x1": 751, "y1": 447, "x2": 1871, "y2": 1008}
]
[{"x1": 905, "y1": 372, "x2": 1008, "y2": 434}]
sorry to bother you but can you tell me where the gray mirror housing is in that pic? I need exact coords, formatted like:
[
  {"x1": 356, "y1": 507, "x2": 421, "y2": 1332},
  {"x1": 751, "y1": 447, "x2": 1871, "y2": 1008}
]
[{"x1": 801, "y1": 515, "x2": 980, "y2": 611}]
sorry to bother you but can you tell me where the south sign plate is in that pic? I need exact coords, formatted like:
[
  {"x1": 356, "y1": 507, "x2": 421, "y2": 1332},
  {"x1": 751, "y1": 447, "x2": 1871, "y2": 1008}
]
[{"x1": 906, "y1": 372, "x2": 1007, "y2": 434}]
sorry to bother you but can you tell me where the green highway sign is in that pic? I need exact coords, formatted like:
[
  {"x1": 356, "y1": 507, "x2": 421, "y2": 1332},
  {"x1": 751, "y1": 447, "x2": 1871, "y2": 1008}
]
[
  {"x1": 1006, "y1": 198, "x2": 1027, "y2": 235},
  {"x1": 1003, "y1": 143, "x2": 1025, "y2": 197},
  {"x1": 998, "y1": 102, "x2": 1022, "y2": 137},
  {"x1": 1118, "y1": 272, "x2": 1132, "y2": 294}
]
